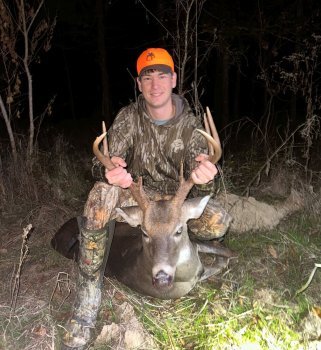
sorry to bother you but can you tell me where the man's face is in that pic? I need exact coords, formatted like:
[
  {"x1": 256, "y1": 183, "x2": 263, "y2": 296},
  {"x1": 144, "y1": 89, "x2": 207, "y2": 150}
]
[{"x1": 137, "y1": 70, "x2": 177, "y2": 111}]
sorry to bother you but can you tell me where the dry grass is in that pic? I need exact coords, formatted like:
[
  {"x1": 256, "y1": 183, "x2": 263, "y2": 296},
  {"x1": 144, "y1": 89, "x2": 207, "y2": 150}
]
[{"x1": 0, "y1": 135, "x2": 89, "y2": 349}]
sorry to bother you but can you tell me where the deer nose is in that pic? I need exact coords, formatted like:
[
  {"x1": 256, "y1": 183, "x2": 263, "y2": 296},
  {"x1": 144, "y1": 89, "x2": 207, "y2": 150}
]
[{"x1": 152, "y1": 270, "x2": 173, "y2": 288}]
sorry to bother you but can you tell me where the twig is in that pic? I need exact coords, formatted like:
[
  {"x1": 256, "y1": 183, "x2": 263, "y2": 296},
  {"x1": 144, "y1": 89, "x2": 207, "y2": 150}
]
[
  {"x1": 49, "y1": 272, "x2": 71, "y2": 311},
  {"x1": 295, "y1": 263, "x2": 321, "y2": 295},
  {"x1": 10, "y1": 224, "x2": 32, "y2": 314},
  {"x1": 136, "y1": 0, "x2": 174, "y2": 40}
]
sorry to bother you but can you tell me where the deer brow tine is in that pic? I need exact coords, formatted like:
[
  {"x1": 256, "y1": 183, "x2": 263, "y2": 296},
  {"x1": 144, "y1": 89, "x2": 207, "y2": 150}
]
[
  {"x1": 206, "y1": 106, "x2": 221, "y2": 148},
  {"x1": 102, "y1": 121, "x2": 108, "y2": 156},
  {"x1": 203, "y1": 112, "x2": 214, "y2": 156}
]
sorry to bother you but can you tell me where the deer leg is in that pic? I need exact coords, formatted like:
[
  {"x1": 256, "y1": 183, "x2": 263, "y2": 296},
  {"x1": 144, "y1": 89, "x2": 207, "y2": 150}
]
[
  {"x1": 196, "y1": 240, "x2": 237, "y2": 258},
  {"x1": 200, "y1": 256, "x2": 229, "y2": 282},
  {"x1": 62, "y1": 182, "x2": 120, "y2": 349}
]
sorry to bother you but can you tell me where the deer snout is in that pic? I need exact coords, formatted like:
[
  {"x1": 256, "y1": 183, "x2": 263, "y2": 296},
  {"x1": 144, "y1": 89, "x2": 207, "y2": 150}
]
[
  {"x1": 152, "y1": 270, "x2": 173, "y2": 288},
  {"x1": 152, "y1": 263, "x2": 175, "y2": 288}
]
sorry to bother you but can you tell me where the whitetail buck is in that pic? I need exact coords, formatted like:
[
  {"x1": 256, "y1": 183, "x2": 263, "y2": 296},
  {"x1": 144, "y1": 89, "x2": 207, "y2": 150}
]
[{"x1": 52, "y1": 108, "x2": 234, "y2": 299}]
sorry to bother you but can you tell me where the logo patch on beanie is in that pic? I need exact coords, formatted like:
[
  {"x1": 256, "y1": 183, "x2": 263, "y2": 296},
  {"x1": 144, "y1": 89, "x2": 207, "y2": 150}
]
[{"x1": 147, "y1": 52, "x2": 155, "y2": 61}]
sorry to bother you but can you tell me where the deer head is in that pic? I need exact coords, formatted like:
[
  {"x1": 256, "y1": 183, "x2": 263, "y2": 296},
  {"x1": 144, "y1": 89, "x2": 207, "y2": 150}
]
[{"x1": 93, "y1": 107, "x2": 222, "y2": 290}]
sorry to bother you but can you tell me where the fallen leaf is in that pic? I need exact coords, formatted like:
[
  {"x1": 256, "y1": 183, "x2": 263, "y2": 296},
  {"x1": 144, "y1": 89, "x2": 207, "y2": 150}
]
[
  {"x1": 312, "y1": 306, "x2": 321, "y2": 318},
  {"x1": 268, "y1": 245, "x2": 278, "y2": 259},
  {"x1": 32, "y1": 325, "x2": 47, "y2": 337}
]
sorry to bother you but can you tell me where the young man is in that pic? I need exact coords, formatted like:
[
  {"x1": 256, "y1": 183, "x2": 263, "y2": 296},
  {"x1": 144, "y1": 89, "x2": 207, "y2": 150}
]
[
  {"x1": 102, "y1": 47, "x2": 217, "y2": 190},
  {"x1": 92, "y1": 48, "x2": 229, "y2": 213},
  {"x1": 62, "y1": 48, "x2": 231, "y2": 349}
]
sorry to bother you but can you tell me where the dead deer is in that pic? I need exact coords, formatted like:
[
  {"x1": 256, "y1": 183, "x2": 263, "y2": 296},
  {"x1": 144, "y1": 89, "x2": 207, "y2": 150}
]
[{"x1": 52, "y1": 108, "x2": 234, "y2": 299}]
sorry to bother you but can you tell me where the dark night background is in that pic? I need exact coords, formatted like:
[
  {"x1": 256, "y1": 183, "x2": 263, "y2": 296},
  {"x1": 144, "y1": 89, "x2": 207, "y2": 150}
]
[
  {"x1": 29, "y1": 0, "x2": 320, "y2": 140},
  {"x1": 1, "y1": 0, "x2": 321, "y2": 154},
  {"x1": 37, "y1": 0, "x2": 176, "y2": 129}
]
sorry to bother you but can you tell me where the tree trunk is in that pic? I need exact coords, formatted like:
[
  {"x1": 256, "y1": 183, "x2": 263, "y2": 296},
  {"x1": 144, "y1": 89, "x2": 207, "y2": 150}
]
[
  {"x1": 96, "y1": 0, "x2": 111, "y2": 125},
  {"x1": 221, "y1": 49, "x2": 229, "y2": 127},
  {"x1": 0, "y1": 95, "x2": 17, "y2": 163},
  {"x1": 290, "y1": 0, "x2": 303, "y2": 125},
  {"x1": 289, "y1": 94, "x2": 297, "y2": 124},
  {"x1": 232, "y1": 65, "x2": 240, "y2": 120}
]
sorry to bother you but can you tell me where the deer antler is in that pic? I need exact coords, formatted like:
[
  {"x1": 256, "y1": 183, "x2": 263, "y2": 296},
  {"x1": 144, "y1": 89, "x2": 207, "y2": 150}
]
[
  {"x1": 128, "y1": 177, "x2": 150, "y2": 211},
  {"x1": 93, "y1": 131, "x2": 115, "y2": 171},
  {"x1": 93, "y1": 108, "x2": 221, "y2": 211},
  {"x1": 173, "y1": 107, "x2": 222, "y2": 206},
  {"x1": 92, "y1": 126, "x2": 150, "y2": 211},
  {"x1": 197, "y1": 106, "x2": 221, "y2": 164}
]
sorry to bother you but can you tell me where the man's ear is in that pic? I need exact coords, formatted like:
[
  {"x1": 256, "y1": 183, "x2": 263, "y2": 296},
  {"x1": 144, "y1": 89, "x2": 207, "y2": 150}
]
[
  {"x1": 171, "y1": 72, "x2": 177, "y2": 89},
  {"x1": 136, "y1": 77, "x2": 142, "y2": 92},
  {"x1": 115, "y1": 206, "x2": 143, "y2": 227}
]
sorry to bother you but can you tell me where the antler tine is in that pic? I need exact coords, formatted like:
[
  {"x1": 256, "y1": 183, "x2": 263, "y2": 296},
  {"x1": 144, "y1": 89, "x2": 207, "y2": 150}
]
[
  {"x1": 102, "y1": 121, "x2": 108, "y2": 156},
  {"x1": 93, "y1": 132, "x2": 115, "y2": 171},
  {"x1": 93, "y1": 124, "x2": 150, "y2": 211},
  {"x1": 172, "y1": 162, "x2": 194, "y2": 207},
  {"x1": 196, "y1": 107, "x2": 222, "y2": 164},
  {"x1": 206, "y1": 106, "x2": 221, "y2": 148},
  {"x1": 128, "y1": 177, "x2": 150, "y2": 211},
  {"x1": 203, "y1": 112, "x2": 214, "y2": 156}
]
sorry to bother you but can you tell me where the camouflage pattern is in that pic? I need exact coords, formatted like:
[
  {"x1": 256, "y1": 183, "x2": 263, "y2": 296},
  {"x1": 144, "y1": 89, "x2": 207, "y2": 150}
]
[
  {"x1": 78, "y1": 225, "x2": 109, "y2": 276},
  {"x1": 92, "y1": 93, "x2": 213, "y2": 198},
  {"x1": 63, "y1": 221, "x2": 114, "y2": 349},
  {"x1": 188, "y1": 199, "x2": 232, "y2": 239},
  {"x1": 91, "y1": 93, "x2": 232, "y2": 239}
]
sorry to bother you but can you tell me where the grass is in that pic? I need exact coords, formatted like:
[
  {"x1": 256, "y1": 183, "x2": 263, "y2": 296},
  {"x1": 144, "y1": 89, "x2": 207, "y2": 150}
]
[
  {"x1": 0, "y1": 303, "x2": 60, "y2": 350},
  {"x1": 1, "y1": 201, "x2": 320, "y2": 350},
  {"x1": 128, "y1": 289, "x2": 305, "y2": 350},
  {"x1": 89, "y1": 210, "x2": 320, "y2": 350},
  {"x1": 0, "y1": 133, "x2": 320, "y2": 349}
]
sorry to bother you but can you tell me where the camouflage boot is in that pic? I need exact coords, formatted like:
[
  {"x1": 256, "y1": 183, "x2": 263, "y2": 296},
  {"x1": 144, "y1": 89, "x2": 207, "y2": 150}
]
[
  {"x1": 62, "y1": 219, "x2": 115, "y2": 349},
  {"x1": 188, "y1": 198, "x2": 232, "y2": 240}
]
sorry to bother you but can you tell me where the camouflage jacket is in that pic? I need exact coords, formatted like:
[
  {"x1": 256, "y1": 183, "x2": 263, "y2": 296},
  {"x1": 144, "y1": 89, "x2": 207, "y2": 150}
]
[{"x1": 92, "y1": 93, "x2": 214, "y2": 197}]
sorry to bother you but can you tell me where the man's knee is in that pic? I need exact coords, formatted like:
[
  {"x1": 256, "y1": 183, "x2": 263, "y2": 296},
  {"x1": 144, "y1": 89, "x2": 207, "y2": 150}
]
[{"x1": 188, "y1": 199, "x2": 232, "y2": 240}]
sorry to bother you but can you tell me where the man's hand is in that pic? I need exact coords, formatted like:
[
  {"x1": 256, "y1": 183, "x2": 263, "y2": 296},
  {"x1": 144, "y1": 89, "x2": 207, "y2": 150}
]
[
  {"x1": 191, "y1": 154, "x2": 218, "y2": 185},
  {"x1": 105, "y1": 156, "x2": 133, "y2": 188}
]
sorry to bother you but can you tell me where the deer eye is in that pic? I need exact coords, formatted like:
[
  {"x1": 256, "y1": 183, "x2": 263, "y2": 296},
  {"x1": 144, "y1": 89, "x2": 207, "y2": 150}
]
[{"x1": 175, "y1": 227, "x2": 183, "y2": 237}]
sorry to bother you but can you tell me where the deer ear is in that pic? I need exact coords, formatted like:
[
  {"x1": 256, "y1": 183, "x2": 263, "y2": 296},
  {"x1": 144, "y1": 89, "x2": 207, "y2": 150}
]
[
  {"x1": 115, "y1": 207, "x2": 143, "y2": 227},
  {"x1": 182, "y1": 195, "x2": 211, "y2": 220}
]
